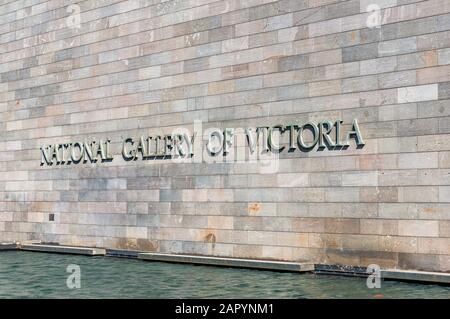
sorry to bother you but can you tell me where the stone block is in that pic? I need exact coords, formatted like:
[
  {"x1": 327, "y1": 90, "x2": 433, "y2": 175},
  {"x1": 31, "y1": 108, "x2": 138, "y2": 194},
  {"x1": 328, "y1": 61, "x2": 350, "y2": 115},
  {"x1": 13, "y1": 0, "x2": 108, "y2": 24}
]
[{"x1": 398, "y1": 220, "x2": 440, "y2": 237}]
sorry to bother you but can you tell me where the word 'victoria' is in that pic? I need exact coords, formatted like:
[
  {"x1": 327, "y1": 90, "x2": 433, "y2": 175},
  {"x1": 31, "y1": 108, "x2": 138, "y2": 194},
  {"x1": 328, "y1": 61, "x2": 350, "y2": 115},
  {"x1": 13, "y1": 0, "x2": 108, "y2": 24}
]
[{"x1": 40, "y1": 119, "x2": 364, "y2": 166}]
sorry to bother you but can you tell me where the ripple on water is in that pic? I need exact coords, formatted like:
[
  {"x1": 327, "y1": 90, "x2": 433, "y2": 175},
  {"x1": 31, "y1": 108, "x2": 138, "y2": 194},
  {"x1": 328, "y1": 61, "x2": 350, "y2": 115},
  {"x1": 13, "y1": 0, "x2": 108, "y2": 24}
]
[{"x1": 0, "y1": 251, "x2": 448, "y2": 298}]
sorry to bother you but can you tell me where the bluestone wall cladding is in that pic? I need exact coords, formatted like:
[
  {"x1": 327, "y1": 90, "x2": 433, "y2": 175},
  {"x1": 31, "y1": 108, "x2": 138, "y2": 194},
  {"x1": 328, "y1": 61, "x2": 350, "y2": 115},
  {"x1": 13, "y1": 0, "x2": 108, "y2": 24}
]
[{"x1": 0, "y1": 0, "x2": 449, "y2": 272}]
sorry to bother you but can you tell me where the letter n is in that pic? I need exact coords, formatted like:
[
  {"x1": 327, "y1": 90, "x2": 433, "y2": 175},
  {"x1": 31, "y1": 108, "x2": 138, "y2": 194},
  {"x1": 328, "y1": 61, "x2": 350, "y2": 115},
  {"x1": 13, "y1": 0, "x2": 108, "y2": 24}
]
[{"x1": 40, "y1": 145, "x2": 53, "y2": 165}]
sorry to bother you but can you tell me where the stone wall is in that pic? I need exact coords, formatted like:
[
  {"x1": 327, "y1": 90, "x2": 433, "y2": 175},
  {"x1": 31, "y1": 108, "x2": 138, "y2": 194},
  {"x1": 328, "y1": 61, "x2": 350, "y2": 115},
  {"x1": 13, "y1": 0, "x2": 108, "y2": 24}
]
[{"x1": 1, "y1": 0, "x2": 449, "y2": 272}]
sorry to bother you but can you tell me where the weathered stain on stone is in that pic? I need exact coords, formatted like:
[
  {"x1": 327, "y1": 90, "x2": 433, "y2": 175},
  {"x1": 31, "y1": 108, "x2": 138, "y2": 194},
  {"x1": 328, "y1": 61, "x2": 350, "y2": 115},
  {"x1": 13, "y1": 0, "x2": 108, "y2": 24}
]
[
  {"x1": 136, "y1": 239, "x2": 158, "y2": 252},
  {"x1": 204, "y1": 233, "x2": 216, "y2": 244},
  {"x1": 423, "y1": 207, "x2": 437, "y2": 213},
  {"x1": 117, "y1": 238, "x2": 138, "y2": 250},
  {"x1": 248, "y1": 203, "x2": 262, "y2": 215},
  {"x1": 422, "y1": 50, "x2": 438, "y2": 67}
]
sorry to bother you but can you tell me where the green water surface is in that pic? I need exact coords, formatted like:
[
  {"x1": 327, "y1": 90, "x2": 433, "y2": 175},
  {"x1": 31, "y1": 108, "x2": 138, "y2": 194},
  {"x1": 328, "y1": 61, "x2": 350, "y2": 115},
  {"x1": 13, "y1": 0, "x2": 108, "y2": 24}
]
[{"x1": 0, "y1": 251, "x2": 448, "y2": 298}]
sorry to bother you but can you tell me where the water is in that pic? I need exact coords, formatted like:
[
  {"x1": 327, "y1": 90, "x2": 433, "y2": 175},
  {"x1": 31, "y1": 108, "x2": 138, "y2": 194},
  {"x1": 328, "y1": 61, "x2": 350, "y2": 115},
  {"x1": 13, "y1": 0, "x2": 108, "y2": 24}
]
[{"x1": 0, "y1": 251, "x2": 448, "y2": 298}]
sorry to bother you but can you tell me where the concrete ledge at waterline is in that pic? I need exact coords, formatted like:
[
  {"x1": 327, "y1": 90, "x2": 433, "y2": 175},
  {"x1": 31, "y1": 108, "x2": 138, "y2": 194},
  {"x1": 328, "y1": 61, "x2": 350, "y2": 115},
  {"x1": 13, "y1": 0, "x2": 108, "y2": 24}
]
[
  {"x1": 20, "y1": 244, "x2": 106, "y2": 256},
  {"x1": 381, "y1": 269, "x2": 450, "y2": 285},
  {"x1": 138, "y1": 253, "x2": 314, "y2": 272},
  {"x1": 0, "y1": 243, "x2": 19, "y2": 250}
]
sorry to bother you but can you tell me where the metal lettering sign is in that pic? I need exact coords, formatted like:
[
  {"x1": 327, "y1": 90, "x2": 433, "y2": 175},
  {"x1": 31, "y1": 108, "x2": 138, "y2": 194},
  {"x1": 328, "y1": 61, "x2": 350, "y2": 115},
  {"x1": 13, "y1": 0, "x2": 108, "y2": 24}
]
[{"x1": 40, "y1": 119, "x2": 364, "y2": 166}]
